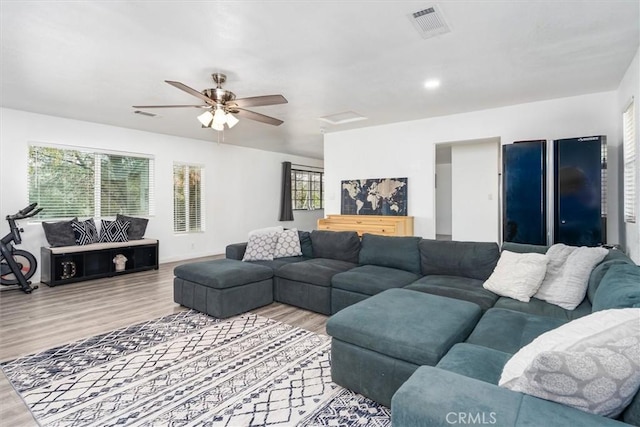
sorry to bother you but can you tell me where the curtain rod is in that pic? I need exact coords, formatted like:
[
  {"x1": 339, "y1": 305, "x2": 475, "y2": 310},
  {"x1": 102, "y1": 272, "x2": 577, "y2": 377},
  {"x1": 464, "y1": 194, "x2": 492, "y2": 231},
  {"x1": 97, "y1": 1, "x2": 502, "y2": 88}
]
[{"x1": 291, "y1": 163, "x2": 324, "y2": 170}]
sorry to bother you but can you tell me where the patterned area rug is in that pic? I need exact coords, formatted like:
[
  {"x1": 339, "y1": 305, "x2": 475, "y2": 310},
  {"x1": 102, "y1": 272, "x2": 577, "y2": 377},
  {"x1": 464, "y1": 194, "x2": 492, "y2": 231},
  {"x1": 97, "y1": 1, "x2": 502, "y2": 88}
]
[{"x1": 2, "y1": 311, "x2": 391, "y2": 426}]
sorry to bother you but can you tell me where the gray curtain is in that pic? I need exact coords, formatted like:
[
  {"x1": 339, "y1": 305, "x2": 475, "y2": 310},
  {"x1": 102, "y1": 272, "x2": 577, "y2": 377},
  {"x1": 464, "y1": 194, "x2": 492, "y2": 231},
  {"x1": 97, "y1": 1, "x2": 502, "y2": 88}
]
[{"x1": 279, "y1": 161, "x2": 294, "y2": 221}]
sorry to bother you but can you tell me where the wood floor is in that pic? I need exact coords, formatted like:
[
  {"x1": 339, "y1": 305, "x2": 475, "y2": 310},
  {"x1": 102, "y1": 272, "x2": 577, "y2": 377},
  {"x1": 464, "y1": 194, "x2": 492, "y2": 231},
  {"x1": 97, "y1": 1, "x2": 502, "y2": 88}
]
[{"x1": 0, "y1": 256, "x2": 328, "y2": 426}]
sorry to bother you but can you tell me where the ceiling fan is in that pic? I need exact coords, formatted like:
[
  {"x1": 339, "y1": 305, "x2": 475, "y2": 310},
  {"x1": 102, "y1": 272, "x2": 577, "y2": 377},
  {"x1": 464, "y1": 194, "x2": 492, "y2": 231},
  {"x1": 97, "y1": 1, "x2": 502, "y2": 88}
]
[{"x1": 133, "y1": 73, "x2": 287, "y2": 131}]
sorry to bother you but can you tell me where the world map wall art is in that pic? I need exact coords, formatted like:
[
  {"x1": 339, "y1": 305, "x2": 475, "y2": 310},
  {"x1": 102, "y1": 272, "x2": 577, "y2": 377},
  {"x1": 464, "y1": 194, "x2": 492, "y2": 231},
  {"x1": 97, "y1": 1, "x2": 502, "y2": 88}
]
[{"x1": 341, "y1": 178, "x2": 408, "y2": 216}]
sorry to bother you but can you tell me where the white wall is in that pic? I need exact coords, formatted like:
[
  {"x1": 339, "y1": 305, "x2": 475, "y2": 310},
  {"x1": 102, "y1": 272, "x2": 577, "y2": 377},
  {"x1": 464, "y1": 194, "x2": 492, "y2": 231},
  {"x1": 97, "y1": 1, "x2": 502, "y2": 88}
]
[
  {"x1": 617, "y1": 47, "x2": 640, "y2": 263},
  {"x1": 451, "y1": 139, "x2": 500, "y2": 242},
  {"x1": 0, "y1": 108, "x2": 324, "y2": 281},
  {"x1": 325, "y1": 91, "x2": 620, "y2": 242},
  {"x1": 435, "y1": 163, "x2": 452, "y2": 235}
]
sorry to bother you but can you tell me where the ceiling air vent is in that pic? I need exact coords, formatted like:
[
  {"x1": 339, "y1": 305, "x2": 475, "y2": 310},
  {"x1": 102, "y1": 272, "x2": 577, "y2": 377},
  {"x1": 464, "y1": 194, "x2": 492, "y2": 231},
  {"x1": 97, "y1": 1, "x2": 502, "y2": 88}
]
[
  {"x1": 318, "y1": 111, "x2": 367, "y2": 125},
  {"x1": 409, "y1": 5, "x2": 450, "y2": 39},
  {"x1": 134, "y1": 110, "x2": 158, "y2": 117}
]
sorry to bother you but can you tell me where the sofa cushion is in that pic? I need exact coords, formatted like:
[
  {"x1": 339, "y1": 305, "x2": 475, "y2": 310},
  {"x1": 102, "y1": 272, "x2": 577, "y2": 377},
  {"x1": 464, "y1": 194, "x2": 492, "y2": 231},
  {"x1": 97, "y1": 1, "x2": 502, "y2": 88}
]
[
  {"x1": 592, "y1": 264, "x2": 640, "y2": 311},
  {"x1": 534, "y1": 244, "x2": 608, "y2": 310},
  {"x1": 466, "y1": 308, "x2": 566, "y2": 354},
  {"x1": 405, "y1": 275, "x2": 499, "y2": 312},
  {"x1": 493, "y1": 296, "x2": 592, "y2": 321},
  {"x1": 173, "y1": 258, "x2": 273, "y2": 289},
  {"x1": 420, "y1": 239, "x2": 500, "y2": 280},
  {"x1": 327, "y1": 288, "x2": 482, "y2": 367},
  {"x1": 436, "y1": 343, "x2": 513, "y2": 385},
  {"x1": 587, "y1": 252, "x2": 634, "y2": 304},
  {"x1": 359, "y1": 234, "x2": 421, "y2": 274},
  {"x1": 275, "y1": 258, "x2": 357, "y2": 287},
  {"x1": 501, "y1": 242, "x2": 548, "y2": 254},
  {"x1": 310, "y1": 230, "x2": 360, "y2": 263},
  {"x1": 482, "y1": 250, "x2": 548, "y2": 302},
  {"x1": 298, "y1": 230, "x2": 313, "y2": 258},
  {"x1": 331, "y1": 265, "x2": 420, "y2": 296},
  {"x1": 247, "y1": 256, "x2": 309, "y2": 270}
]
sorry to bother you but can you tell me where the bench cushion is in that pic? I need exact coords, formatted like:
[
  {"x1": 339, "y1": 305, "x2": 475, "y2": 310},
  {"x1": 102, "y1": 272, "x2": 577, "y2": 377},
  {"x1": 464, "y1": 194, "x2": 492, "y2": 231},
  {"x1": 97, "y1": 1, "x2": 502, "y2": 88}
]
[
  {"x1": 327, "y1": 288, "x2": 482, "y2": 366},
  {"x1": 406, "y1": 275, "x2": 499, "y2": 312},
  {"x1": 173, "y1": 258, "x2": 273, "y2": 289},
  {"x1": 47, "y1": 238, "x2": 158, "y2": 254}
]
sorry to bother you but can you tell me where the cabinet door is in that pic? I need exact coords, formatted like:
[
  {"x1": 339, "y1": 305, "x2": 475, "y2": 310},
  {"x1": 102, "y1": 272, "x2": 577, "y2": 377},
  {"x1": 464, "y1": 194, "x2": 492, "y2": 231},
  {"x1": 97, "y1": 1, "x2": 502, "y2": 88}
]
[
  {"x1": 503, "y1": 140, "x2": 547, "y2": 245},
  {"x1": 553, "y1": 136, "x2": 605, "y2": 246}
]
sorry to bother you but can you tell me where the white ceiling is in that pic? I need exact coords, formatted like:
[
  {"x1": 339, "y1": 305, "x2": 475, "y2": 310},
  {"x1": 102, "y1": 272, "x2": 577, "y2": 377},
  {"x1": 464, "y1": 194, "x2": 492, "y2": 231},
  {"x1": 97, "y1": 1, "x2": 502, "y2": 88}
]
[{"x1": 1, "y1": 1, "x2": 638, "y2": 160}]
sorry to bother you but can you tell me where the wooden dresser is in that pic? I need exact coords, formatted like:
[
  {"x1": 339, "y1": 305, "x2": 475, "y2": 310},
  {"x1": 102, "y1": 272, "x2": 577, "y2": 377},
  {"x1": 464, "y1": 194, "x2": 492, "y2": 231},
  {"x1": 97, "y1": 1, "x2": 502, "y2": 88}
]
[{"x1": 317, "y1": 215, "x2": 414, "y2": 237}]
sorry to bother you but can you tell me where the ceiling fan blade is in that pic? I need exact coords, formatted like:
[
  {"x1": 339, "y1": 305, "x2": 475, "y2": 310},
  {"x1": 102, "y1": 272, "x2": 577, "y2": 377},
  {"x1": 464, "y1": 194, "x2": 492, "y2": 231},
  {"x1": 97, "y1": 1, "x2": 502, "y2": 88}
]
[
  {"x1": 132, "y1": 104, "x2": 208, "y2": 109},
  {"x1": 165, "y1": 80, "x2": 215, "y2": 105},
  {"x1": 231, "y1": 95, "x2": 288, "y2": 108},
  {"x1": 235, "y1": 108, "x2": 284, "y2": 126}
]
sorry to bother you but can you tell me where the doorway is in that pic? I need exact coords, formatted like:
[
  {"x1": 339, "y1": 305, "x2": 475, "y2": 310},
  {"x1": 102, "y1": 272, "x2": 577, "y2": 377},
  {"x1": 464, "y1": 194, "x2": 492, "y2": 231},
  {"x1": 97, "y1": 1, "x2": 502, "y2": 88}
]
[{"x1": 434, "y1": 137, "x2": 501, "y2": 243}]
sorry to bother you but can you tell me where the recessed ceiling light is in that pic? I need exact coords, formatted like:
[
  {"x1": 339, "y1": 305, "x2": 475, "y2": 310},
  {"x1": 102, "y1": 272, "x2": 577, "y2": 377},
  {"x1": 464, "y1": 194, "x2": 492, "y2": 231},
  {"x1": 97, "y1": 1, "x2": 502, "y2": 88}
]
[{"x1": 424, "y1": 79, "x2": 441, "y2": 89}]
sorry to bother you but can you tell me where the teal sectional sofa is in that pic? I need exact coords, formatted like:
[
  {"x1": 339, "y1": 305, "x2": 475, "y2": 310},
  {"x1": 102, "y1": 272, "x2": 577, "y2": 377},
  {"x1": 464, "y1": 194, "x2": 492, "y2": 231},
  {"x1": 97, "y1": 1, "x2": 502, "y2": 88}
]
[{"x1": 175, "y1": 230, "x2": 640, "y2": 426}]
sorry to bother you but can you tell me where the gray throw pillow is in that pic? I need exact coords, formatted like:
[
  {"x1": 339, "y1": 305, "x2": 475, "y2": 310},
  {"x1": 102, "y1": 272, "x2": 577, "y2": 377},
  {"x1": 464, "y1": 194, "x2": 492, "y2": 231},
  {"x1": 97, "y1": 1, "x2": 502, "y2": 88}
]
[
  {"x1": 42, "y1": 218, "x2": 78, "y2": 247},
  {"x1": 116, "y1": 214, "x2": 148, "y2": 240},
  {"x1": 513, "y1": 337, "x2": 640, "y2": 418}
]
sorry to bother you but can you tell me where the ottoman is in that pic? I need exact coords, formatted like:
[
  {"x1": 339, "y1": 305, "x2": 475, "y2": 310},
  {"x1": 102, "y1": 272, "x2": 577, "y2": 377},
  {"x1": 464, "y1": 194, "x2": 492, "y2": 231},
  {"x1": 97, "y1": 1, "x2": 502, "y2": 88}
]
[
  {"x1": 326, "y1": 288, "x2": 482, "y2": 407},
  {"x1": 174, "y1": 258, "x2": 273, "y2": 318}
]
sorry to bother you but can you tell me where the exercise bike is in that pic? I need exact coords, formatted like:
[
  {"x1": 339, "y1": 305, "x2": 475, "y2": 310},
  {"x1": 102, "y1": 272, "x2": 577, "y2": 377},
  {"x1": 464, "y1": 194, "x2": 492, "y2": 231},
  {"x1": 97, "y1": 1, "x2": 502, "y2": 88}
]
[{"x1": 1, "y1": 203, "x2": 42, "y2": 293}]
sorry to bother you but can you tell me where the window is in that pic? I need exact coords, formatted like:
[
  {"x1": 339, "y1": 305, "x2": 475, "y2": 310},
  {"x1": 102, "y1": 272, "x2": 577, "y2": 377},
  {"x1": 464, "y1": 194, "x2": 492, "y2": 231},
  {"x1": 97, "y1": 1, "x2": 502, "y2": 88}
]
[
  {"x1": 173, "y1": 164, "x2": 204, "y2": 233},
  {"x1": 623, "y1": 99, "x2": 637, "y2": 223},
  {"x1": 29, "y1": 145, "x2": 154, "y2": 219},
  {"x1": 292, "y1": 169, "x2": 323, "y2": 210}
]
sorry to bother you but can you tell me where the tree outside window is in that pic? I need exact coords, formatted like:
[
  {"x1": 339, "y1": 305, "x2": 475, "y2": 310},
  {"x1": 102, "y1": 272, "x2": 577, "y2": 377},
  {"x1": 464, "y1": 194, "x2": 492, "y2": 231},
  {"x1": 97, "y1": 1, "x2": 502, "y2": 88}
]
[
  {"x1": 292, "y1": 169, "x2": 323, "y2": 210},
  {"x1": 173, "y1": 164, "x2": 204, "y2": 233}
]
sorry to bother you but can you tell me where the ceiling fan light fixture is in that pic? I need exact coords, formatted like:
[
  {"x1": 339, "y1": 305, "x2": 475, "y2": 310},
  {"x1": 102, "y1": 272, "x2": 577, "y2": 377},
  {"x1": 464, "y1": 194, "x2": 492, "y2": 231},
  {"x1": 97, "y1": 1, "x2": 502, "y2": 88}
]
[
  {"x1": 213, "y1": 108, "x2": 227, "y2": 125},
  {"x1": 226, "y1": 113, "x2": 239, "y2": 128},
  {"x1": 211, "y1": 122, "x2": 225, "y2": 131},
  {"x1": 197, "y1": 110, "x2": 214, "y2": 126}
]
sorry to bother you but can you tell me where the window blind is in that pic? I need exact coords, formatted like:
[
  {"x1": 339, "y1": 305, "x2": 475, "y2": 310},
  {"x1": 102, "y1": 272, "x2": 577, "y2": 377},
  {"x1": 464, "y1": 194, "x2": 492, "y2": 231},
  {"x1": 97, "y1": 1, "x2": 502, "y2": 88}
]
[
  {"x1": 623, "y1": 99, "x2": 637, "y2": 223},
  {"x1": 173, "y1": 163, "x2": 204, "y2": 233},
  {"x1": 29, "y1": 145, "x2": 154, "y2": 219}
]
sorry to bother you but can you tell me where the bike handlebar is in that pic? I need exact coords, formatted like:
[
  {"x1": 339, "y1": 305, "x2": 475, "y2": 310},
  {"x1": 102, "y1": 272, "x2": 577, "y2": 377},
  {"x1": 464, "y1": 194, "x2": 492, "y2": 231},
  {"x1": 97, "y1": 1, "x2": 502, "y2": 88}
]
[{"x1": 6, "y1": 204, "x2": 42, "y2": 220}]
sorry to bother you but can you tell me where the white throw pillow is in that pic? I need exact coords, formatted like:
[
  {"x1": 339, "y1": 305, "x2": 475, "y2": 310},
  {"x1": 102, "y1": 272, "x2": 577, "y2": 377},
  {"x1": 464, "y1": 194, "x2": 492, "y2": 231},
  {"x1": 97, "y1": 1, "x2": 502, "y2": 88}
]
[
  {"x1": 500, "y1": 308, "x2": 640, "y2": 418},
  {"x1": 273, "y1": 228, "x2": 302, "y2": 259},
  {"x1": 248, "y1": 226, "x2": 284, "y2": 237},
  {"x1": 535, "y1": 244, "x2": 608, "y2": 310},
  {"x1": 500, "y1": 308, "x2": 640, "y2": 386},
  {"x1": 242, "y1": 233, "x2": 279, "y2": 261},
  {"x1": 482, "y1": 251, "x2": 549, "y2": 302}
]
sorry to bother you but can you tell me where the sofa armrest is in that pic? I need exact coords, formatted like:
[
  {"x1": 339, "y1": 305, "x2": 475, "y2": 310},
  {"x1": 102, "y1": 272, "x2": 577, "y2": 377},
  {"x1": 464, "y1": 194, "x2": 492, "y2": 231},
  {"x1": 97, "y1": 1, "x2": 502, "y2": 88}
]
[
  {"x1": 225, "y1": 242, "x2": 247, "y2": 260},
  {"x1": 391, "y1": 366, "x2": 628, "y2": 427}
]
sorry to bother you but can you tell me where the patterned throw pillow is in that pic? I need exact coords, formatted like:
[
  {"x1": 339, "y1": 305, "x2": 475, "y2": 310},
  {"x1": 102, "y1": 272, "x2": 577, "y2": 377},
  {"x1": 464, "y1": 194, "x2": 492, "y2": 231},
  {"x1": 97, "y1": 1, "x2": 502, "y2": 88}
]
[
  {"x1": 504, "y1": 337, "x2": 640, "y2": 418},
  {"x1": 71, "y1": 218, "x2": 99, "y2": 245},
  {"x1": 274, "y1": 229, "x2": 302, "y2": 259},
  {"x1": 242, "y1": 233, "x2": 278, "y2": 261},
  {"x1": 99, "y1": 220, "x2": 130, "y2": 243}
]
